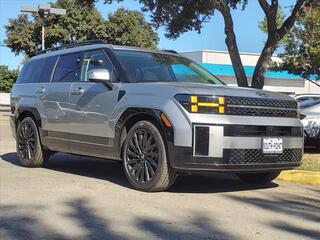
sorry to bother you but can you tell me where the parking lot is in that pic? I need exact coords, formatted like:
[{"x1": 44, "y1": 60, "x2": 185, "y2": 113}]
[{"x1": 0, "y1": 107, "x2": 319, "y2": 240}]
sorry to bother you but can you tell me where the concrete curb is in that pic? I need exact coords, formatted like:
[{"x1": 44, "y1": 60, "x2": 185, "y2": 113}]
[{"x1": 277, "y1": 170, "x2": 320, "y2": 185}]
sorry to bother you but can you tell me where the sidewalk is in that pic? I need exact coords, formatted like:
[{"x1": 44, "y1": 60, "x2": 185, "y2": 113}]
[{"x1": 0, "y1": 106, "x2": 10, "y2": 112}]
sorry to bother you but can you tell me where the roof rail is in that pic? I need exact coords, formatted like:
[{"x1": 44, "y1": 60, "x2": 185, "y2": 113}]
[
  {"x1": 163, "y1": 49, "x2": 178, "y2": 54},
  {"x1": 36, "y1": 39, "x2": 106, "y2": 55}
]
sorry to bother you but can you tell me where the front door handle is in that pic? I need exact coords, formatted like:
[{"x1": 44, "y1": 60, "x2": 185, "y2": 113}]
[
  {"x1": 72, "y1": 87, "x2": 85, "y2": 95},
  {"x1": 36, "y1": 87, "x2": 46, "y2": 94}
]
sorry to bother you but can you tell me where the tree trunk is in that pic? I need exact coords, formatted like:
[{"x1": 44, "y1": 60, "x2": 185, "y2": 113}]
[
  {"x1": 251, "y1": 38, "x2": 277, "y2": 89},
  {"x1": 219, "y1": 6, "x2": 248, "y2": 87}
]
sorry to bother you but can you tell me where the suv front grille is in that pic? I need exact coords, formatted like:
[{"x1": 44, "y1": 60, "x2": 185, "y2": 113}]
[
  {"x1": 227, "y1": 149, "x2": 302, "y2": 165},
  {"x1": 226, "y1": 97, "x2": 298, "y2": 109},
  {"x1": 225, "y1": 96, "x2": 298, "y2": 118}
]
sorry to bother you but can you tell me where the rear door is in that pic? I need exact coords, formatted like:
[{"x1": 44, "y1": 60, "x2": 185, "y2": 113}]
[
  {"x1": 13, "y1": 58, "x2": 45, "y2": 135},
  {"x1": 14, "y1": 58, "x2": 45, "y2": 109},
  {"x1": 39, "y1": 53, "x2": 82, "y2": 152},
  {"x1": 68, "y1": 49, "x2": 120, "y2": 158}
]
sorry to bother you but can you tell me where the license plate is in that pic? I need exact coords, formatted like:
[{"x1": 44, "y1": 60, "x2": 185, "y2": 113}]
[{"x1": 262, "y1": 138, "x2": 283, "y2": 154}]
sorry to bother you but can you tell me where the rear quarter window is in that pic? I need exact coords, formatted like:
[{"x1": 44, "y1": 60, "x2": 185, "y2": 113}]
[{"x1": 16, "y1": 58, "x2": 45, "y2": 84}]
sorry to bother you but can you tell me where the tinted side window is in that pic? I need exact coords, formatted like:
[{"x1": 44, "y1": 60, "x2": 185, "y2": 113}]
[
  {"x1": 16, "y1": 59, "x2": 45, "y2": 84},
  {"x1": 53, "y1": 53, "x2": 81, "y2": 82},
  {"x1": 39, "y1": 56, "x2": 58, "y2": 83},
  {"x1": 300, "y1": 98, "x2": 320, "y2": 109},
  {"x1": 80, "y1": 50, "x2": 118, "y2": 82},
  {"x1": 297, "y1": 97, "x2": 310, "y2": 102}
]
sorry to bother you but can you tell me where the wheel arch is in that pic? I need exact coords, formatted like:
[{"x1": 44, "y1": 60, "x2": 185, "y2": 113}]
[
  {"x1": 16, "y1": 107, "x2": 42, "y2": 129},
  {"x1": 115, "y1": 108, "x2": 174, "y2": 163}
]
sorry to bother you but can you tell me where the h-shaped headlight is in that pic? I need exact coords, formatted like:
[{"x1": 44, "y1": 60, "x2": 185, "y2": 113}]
[{"x1": 175, "y1": 94, "x2": 225, "y2": 114}]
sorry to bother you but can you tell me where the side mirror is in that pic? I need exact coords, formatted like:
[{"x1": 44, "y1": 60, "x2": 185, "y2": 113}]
[{"x1": 87, "y1": 69, "x2": 113, "y2": 90}]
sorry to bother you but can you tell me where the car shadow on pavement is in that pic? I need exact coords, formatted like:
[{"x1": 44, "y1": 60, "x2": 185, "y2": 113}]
[
  {"x1": 226, "y1": 194, "x2": 320, "y2": 240},
  {"x1": 1, "y1": 152, "x2": 278, "y2": 194},
  {"x1": 0, "y1": 198, "x2": 237, "y2": 240}
]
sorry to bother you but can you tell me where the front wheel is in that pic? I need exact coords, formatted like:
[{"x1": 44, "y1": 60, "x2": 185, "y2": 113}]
[
  {"x1": 123, "y1": 121, "x2": 176, "y2": 192},
  {"x1": 236, "y1": 171, "x2": 281, "y2": 184}
]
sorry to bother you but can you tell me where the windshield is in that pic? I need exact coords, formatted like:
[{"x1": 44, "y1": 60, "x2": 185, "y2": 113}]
[{"x1": 113, "y1": 50, "x2": 223, "y2": 85}]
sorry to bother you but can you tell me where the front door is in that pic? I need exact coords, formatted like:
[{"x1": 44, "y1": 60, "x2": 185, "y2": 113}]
[{"x1": 68, "y1": 49, "x2": 120, "y2": 158}]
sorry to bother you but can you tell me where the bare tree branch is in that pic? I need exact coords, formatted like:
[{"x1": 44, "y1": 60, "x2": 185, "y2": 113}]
[
  {"x1": 258, "y1": 0, "x2": 270, "y2": 15},
  {"x1": 278, "y1": 0, "x2": 306, "y2": 38}
]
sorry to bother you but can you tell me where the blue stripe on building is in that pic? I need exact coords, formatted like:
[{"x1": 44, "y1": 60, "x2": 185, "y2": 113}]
[{"x1": 200, "y1": 63, "x2": 302, "y2": 79}]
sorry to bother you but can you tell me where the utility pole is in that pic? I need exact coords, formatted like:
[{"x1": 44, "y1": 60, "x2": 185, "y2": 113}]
[{"x1": 21, "y1": 4, "x2": 66, "y2": 50}]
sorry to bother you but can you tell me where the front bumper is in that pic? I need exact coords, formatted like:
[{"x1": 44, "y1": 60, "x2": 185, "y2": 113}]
[
  {"x1": 171, "y1": 147, "x2": 302, "y2": 172},
  {"x1": 169, "y1": 124, "x2": 303, "y2": 172}
]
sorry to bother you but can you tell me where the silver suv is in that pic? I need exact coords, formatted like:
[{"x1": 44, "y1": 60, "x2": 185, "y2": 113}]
[{"x1": 10, "y1": 40, "x2": 303, "y2": 191}]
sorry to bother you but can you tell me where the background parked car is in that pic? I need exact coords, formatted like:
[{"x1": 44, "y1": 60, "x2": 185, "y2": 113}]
[{"x1": 294, "y1": 94, "x2": 320, "y2": 150}]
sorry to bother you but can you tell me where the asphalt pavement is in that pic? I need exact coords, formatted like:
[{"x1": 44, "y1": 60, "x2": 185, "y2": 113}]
[{"x1": 0, "y1": 107, "x2": 319, "y2": 240}]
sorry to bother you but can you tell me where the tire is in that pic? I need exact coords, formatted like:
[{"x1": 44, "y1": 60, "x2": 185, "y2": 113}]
[
  {"x1": 236, "y1": 171, "x2": 281, "y2": 184},
  {"x1": 123, "y1": 120, "x2": 177, "y2": 192},
  {"x1": 316, "y1": 137, "x2": 320, "y2": 151},
  {"x1": 16, "y1": 117, "x2": 50, "y2": 167}
]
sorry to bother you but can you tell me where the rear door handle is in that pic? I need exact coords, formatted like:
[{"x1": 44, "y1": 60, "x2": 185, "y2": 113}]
[
  {"x1": 36, "y1": 87, "x2": 46, "y2": 94},
  {"x1": 72, "y1": 87, "x2": 85, "y2": 95}
]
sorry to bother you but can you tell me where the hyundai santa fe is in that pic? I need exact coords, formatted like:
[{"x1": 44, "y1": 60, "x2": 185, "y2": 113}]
[{"x1": 10, "y1": 40, "x2": 304, "y2": 191}]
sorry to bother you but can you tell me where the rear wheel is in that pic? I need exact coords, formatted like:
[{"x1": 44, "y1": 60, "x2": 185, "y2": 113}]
[
  {"x1": 236, "y1": 171, "x2": 281, "y2": 184},
  {"x1": 16, "y1": 117, "x2": 50, "y2": 167},
  {"x1": 123, "y1": 120, "x2": 176, "y2": 192}
]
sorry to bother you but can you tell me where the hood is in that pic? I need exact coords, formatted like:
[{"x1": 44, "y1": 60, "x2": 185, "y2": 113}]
[{"x1": 122, "y1": 82, "x2": 294, "y2": 101}]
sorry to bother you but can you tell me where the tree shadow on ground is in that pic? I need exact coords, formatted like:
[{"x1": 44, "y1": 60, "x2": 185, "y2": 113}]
[
  {"x1": 0, "y1": 205, "x2": 70, "y2": 240},
  {"x1": 1, "y1": 152, "x2": 278, "y2": 194},
  {"x1": 135, "y1": 215, "x2": 234, "y2": 240},
  {"x1": 0, "y1": 198, "x2": 236, "y2": 240},
  {"x1": 271, "y1": 221, "x2": 320, "y2": 240},
  {"x1": 226, "y1": 194, "x2": 320, "y2": 240}
]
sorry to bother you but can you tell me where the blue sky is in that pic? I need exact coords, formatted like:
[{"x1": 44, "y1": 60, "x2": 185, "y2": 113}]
[{"x1": 0, "y1": 0, "x2": 295, "y2": 70}]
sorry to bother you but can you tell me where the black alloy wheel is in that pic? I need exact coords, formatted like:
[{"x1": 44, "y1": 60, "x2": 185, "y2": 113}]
[
  {"x1": 16, "y1": 117, "x2": 50, "y2": 167},
  {"x1": 17, "y1": 121, "x2": 36, "y2": 162},
  {"x1": 123, "y1": 121, "x2": 176, "y2": 192},
  {"x1": 126, "y1": 128, "x2": 159, "y2": 183}
]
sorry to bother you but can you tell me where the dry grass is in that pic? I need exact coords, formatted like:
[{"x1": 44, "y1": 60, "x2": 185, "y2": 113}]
[{"x1": 297, "y1": 154, "x2": 320, "y2": 171}]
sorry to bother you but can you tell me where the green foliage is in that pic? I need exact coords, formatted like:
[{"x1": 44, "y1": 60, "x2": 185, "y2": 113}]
[
  {"x1": 269, "y1": 3, "x2": 320, "y2": 80},
  {"x1": 5, "y1": 15, "x2": 37, "y2": 56},
  {"x1": 5, "y1": 0, "x2": 106, "y2": 56},
  {"x1": 104, "y1": 0, "x2": 248, "y2": 39},
  {"x1": 5, "y1": 0, "x2": 158, "y2": 56},
  {"x1": 0, "y1": 65, "x2": 19, "y2": 93},
  {"x1": 105, "y1": 8, "x2": 158, "y2": 48}
]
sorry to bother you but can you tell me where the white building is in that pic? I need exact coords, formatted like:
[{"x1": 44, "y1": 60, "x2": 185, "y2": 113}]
[{"x1": 181, "y1": 50, "x2": 319, "y2": 94}]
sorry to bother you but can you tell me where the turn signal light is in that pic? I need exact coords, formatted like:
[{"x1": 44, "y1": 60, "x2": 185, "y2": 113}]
[{"x1": 161, "y1": 113, "x2": 172, "y2": 127}]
